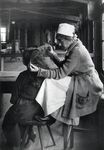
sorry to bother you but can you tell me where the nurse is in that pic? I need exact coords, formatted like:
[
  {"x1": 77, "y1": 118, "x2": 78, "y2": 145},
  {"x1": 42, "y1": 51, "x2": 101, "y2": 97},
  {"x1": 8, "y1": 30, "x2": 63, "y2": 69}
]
[{"x1": 30, "y1": 23, "x2": 103, "y2": 122}]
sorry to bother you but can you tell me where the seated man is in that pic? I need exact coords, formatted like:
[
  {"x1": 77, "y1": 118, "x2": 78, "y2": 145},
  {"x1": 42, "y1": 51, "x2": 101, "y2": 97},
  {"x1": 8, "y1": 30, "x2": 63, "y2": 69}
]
[{"x1": 2, "y1": 49, "x2": 56, "y2": 150}]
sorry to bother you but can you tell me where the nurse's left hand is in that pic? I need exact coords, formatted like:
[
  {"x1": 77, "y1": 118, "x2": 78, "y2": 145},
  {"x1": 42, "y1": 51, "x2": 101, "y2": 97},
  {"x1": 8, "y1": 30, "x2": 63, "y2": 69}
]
[{"x1": 29, "y1": 62, "x2": 39, "y2": 72}]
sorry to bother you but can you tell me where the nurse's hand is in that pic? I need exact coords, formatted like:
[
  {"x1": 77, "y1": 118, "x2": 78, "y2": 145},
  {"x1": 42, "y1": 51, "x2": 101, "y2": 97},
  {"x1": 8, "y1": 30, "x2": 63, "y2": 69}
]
[
  {"x1": 46, "y1": 45, "x2": 56, "y2": 56},
  {"x1": 29, "y1": 62, "x2": 39, "y2": 72}
]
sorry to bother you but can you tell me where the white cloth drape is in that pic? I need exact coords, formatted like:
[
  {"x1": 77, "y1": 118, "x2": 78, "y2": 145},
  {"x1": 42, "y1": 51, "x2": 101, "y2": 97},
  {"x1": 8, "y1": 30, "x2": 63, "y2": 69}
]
[
  {"x1": 36, "y1": 76, "x2": 79, "y2": 125},
  {"x1": 36, "y1": 76, "x2": 71, "y2": 116}
]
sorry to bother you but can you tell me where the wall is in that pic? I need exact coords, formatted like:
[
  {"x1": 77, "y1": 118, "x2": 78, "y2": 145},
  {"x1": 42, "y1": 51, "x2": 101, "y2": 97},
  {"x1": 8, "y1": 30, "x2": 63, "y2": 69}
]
[{"x1": 0, "y1": 94, "x2": 12, "y2": 119}]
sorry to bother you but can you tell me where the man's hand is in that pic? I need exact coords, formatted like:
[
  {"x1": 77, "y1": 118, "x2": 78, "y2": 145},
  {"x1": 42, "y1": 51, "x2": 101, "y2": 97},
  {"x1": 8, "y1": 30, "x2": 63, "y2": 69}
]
[{"x1": 29, "y1": 62, "x2": 39, "y2": 72}]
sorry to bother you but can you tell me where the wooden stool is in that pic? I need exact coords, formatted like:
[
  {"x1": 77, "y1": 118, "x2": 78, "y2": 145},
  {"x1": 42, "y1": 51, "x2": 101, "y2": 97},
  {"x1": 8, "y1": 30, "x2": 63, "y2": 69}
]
[{"x1": 20, "y1": 116, "x2": 56, "y2": 150}]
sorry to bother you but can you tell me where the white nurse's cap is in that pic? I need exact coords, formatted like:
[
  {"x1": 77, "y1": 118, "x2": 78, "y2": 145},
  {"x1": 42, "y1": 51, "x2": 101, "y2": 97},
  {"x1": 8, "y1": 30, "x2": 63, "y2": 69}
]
[{"x1": 57, "y1": 23, "x2": 75, "y2": 37}]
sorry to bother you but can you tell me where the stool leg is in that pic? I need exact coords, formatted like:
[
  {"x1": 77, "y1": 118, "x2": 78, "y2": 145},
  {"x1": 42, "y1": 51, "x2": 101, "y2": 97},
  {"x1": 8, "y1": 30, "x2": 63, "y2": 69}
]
[
  {"x1": 67, "y1": 125, "x2": 73, "y2": 149},
  {"x1": 21, "y1": 126, "x2": 29, "y2": 150},
  {"x1": 63, "y1": 124, "x2": 68, "y2": 150},
  {"x1": 47, "y1": 125, "x2": 56, "y2": 146},
  {"x1": 37, "y1": 126, "x2": 45, "y2": 150},
  {"x1": 63, "y1": 124, "x2": 73, "y2": 150},
  {"x1": 70, "y1": 129, "x2": 74, "y2": 149}
]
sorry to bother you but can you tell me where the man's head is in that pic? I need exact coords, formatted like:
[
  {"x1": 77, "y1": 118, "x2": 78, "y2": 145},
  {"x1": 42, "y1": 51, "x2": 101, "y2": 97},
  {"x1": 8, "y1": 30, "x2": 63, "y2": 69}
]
[
  {"x1": 22, "y1": 49, "x2": 49, "y2": 69},
  {"x1": 30, "y1": 49, "x2": 49, "y2": 69},
  {"x1": 56, "y1": 23, "x2": 77, "y2": 49}
]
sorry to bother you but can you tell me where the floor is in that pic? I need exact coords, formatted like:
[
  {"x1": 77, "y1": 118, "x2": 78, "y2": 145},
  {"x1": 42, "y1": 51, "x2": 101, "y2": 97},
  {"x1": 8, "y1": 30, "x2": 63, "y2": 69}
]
[{"x1": 0, "y1": 116, "x2": 99, "y2": 150}]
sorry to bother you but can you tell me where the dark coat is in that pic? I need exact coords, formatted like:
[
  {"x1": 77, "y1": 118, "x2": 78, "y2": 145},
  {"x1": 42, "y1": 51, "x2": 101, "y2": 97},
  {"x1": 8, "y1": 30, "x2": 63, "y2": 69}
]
[{"x1": 10, "y1": 70, "x2": 44, "y2": 104}]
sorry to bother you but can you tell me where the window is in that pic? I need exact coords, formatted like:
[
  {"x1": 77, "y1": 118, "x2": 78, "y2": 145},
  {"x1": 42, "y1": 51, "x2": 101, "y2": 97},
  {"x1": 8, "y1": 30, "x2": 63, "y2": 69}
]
[
  {"x1": 102, "y1": 0, "x2": 104, "y2": 4},
  {"x1": 0, "y1": 27, "x2": 6, "y2": 43}
]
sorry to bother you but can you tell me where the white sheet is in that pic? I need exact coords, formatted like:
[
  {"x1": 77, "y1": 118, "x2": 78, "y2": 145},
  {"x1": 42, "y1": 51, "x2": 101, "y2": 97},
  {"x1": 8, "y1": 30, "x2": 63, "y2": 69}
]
[{"x1": 36, "y1": 76, "x2": 71, "y2": 116}]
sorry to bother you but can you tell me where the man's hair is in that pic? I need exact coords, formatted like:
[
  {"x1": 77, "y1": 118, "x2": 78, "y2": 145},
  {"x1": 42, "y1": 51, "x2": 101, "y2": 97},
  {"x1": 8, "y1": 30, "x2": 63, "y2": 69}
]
[
  {"x1": 30, "y1": 49, "x2": 50, "y2": 69},
  {"x1": 22, "y1": 50, "x2": 35, "y2": 66},
  {"x1": 23, "y1": 46, "x2": 56, "y2": 69}
]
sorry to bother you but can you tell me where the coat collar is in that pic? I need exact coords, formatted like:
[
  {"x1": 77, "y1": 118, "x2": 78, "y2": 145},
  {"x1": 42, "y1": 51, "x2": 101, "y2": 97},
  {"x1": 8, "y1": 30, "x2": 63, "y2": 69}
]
[{"x1": 65, "y1": 39, "x2": 81, "y2": 56}]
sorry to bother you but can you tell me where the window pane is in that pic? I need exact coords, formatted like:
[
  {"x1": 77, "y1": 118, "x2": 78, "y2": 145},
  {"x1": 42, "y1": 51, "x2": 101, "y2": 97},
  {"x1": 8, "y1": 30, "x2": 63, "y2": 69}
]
[
  {"x1": 1, "y1": 33, "x2": 6, "y2": 42},
  {"x1": 0, "y1": 27, "x2": 6, "y2": 43},
  {"x1": 1, "y1": 28, "x2": 6, "y2": 33},
  {"x1": 102, "y1": 0, "x2": 104, "y2": 3}
]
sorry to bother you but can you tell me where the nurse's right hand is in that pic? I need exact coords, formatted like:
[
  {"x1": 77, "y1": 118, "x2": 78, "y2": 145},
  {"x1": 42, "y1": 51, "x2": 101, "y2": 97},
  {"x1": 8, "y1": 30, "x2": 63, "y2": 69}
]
[
  {"x1": 29, "y1": 62, "x2": 39, "y2": 72},
  {"x1": 46, "y1": 45, "x2": 56, "y2": 56}
]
